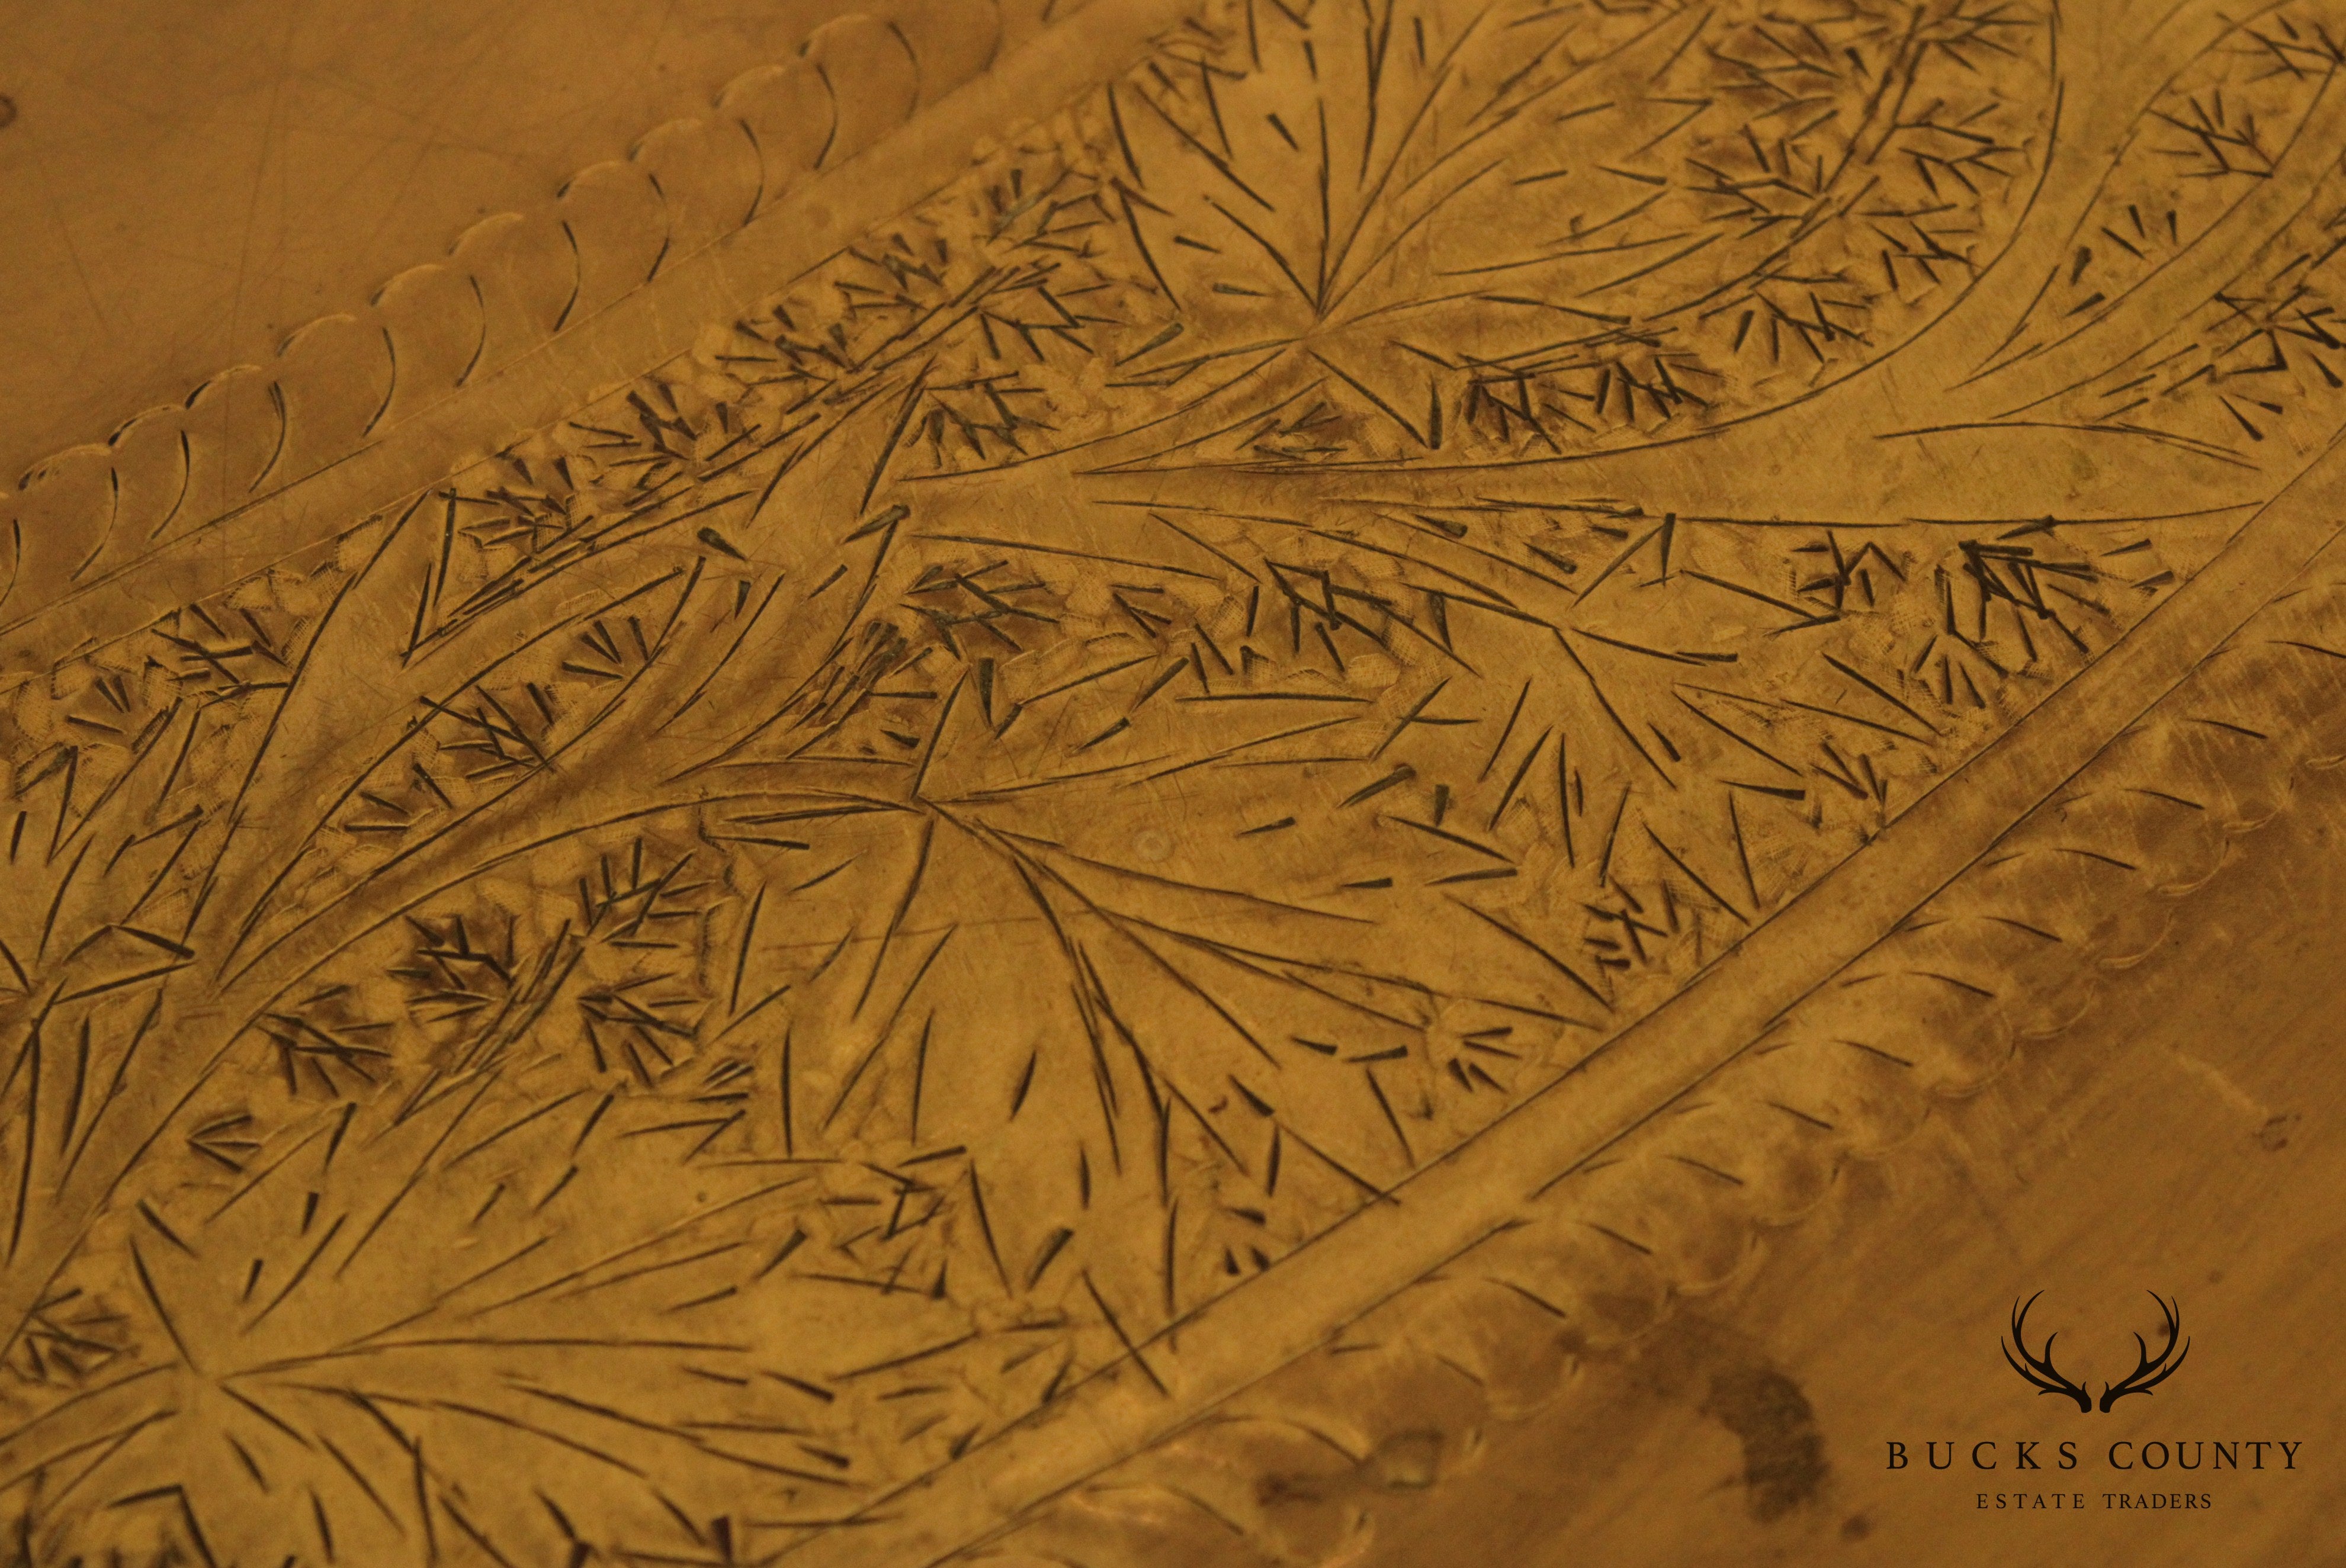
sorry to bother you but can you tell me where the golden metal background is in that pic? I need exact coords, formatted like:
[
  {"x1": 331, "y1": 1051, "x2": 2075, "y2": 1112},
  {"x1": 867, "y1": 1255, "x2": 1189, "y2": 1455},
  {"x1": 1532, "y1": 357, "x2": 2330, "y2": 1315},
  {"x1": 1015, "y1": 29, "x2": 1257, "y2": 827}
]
[{"x1": 1, "y1": 1, "x2": 2341, "y2": 1562}]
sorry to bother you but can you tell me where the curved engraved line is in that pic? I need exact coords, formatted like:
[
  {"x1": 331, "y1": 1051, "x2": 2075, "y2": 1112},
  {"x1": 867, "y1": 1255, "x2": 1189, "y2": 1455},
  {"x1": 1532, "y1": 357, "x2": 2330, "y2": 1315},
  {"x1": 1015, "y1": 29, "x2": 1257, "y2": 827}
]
[
  {"x1": 554, "y1": 218, "x2": 585, "y2": 333},
  {"x1": 246, "y1": 380, "x2": 291, "y2": 493},
  {"x1": 644, "y1": 171, "x2": 677, "y2": 285},
  {"x1": 807, "y1": 61, "x2": 844, "y2": 171},
  {"x1": 67, "y1": 468, "x2": 120, "y2": 584},
  {"x1": 455, "y1": 275, "x2": 490, "y2": 388},
  {"x1": 1876, "y1": 418, "x2": 2260, "y2": 471},
  {"x1": 359, "y1": 324, "x2": 398, "y2": 440},
  {"x1": 762, "y1": 407, "x2": 2346, "y2": 1566},
  {"x1": 887, "y1": 18, "x2": 926, "y2": 103},
  {"x1": 739, "y1": 118, "x2": 771, "y2": 226},
  {"x1": 145, "y1": 430, "x2": 191, "y2": 542}
]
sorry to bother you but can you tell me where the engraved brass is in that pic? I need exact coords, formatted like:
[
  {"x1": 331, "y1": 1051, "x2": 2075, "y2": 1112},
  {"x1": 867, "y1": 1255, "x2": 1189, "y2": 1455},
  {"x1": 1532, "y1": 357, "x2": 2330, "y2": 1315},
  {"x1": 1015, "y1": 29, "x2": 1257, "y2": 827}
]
[{"x1": 2, "y1": 1, "x2": 2342, "y2": 1562}]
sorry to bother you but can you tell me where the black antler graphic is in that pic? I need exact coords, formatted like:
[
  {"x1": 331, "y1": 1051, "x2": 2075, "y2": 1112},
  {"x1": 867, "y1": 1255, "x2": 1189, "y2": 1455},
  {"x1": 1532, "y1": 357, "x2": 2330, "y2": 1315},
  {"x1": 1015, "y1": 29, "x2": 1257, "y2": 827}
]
[
  {"x1": 2098, "y1": 1293, "x2": 2190, "y2": 1412},
  {"x1": 2002, "y1": 1292, "x2": 2093, "y2": 1413}
]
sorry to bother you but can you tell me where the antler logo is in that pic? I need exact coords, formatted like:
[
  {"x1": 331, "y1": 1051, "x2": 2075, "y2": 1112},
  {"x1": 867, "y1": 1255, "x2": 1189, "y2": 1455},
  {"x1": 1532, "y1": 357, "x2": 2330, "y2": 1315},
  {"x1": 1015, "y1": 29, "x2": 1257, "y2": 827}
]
[{"x1": 2002, "y1": 1292, "x2": 2191, "y2": 1414}]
